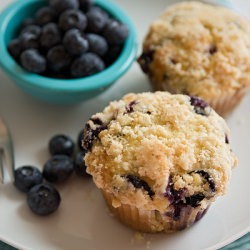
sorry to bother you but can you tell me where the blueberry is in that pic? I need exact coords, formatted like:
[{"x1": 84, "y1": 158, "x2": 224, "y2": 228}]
[
  {"x1": 35, "y1": 6, "x2": 57, "y2": 26},
  {"x1": 103, "y1": 20, "x2": 129, "y2": 45},
  {"x1": 47, "y1": 45, "x2": 72, "y2": 73},
  {"x1": 14, "y1": 166, "x2": 43, "y2": 192},
  {"x1": 165, "y1": 203, "x2": 186, "y2": 221},
  {"x1": 21, "y1": 18, "x2": 36, "y2": 28},
  {"x1": 125, "y1": 100, "x2": 138, "y2": 114},
  {"x1": 20, "y1": 33, "x2": 39, "y2": 50},
  {"x1": 21, "y1": 25, "x2": 41, "y2": 38},
  {"x1": 79, "y1": 0, "x2": 93, "y2": 12},
  {"x1": 83, "y1": 118, "x2": 107, "y2": 151},
  {"x1": 165, "y1": 175, "x2": 206, "y2": 208},
  {"x1": 137, "y1": 50, "x2": 155, "y2": 74},
  {"x1": 195, "y1": 207, "x2": 209, "y2": 222},
  {"x1": 43, "y1": 155, "x2": 74, "y2": 183},
  {"x1": 49, "y1": 0, "x2": 79, "y2": 13},
  {"x1": 126, "y1": 175, "x2": 155, "y2": 197},
  {"x1": 192, "y1": 170, "x2": 216, "y2": 192},
  {"x1": 86, "y1": 33, "x2": 108, "y2": 56},
  {"x1": 209, "y1": 45, "x2": 217, "y2": 55},
  {"x1": 63, "y1": 29, "x2": 89, "y2": 56},
  {"x1": 86, "y1": 7, "x2": 109, "y2": 33},
  {"x1": 165, "y1": 176, "x2": 187, "y2": 205},
  {"x1": 20, "y1": 49, "x2": 46, "y2": 73},
  {"x1": 103, "y1": 45, "x2": 122, "y2": 66},
  {"x1": 49, "y1": 134, "x2": 75, "y2": 157},
  {"x1": 59, "y1": 9, "x2": 87, "y2": 32},
  {"x1": 8, "y1": 39, "x2": 22, "y2": 60},
  {"x1": 90, "y1": 117, "x2": 104, "y2": 125},
  {"x1": 190, "y1": 96, "x2": 211, "y2": 116},
  {"x1": 27, "y1": 183, "x2": 61, "y2": 216},
  {"x1": 225, "y1": 135, "x2": 229, "y2": 144},
  {"x1": 77, "y1": 129, "x2": 85, "y2": 150},
  {"x1": 74, "y1": 151, "x2": 90, "y2": 177},
  {"x1": 71, "y1": 52, "x2": 105, "y2": 78},
  {"x1": 185, "y1": 194, "x2": 205, "y2": 207},
  {"x1": 164, "y1": 175, "x2": 208, "y2": 220},
  {"x1": 45, "y1": 71, "x2": 71, "y2": 79},
  {"x1": 165, "y1": 176, "x2": 188, "y2": 220},
  {"x1": 39, "y1": 23, "x2": 61, "y2": 51}
]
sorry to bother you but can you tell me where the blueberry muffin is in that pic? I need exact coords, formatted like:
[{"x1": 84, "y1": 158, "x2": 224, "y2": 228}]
[
  {"x1": 83, "y1": 91, "x2": 237, "y2": 233},
  {"x1": 138, "y1": 1, "x2": 250, "y2": 117}
]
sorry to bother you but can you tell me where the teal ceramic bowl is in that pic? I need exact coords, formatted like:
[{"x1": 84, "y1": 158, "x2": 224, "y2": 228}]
[{"x1": 0, "y1": 0, "x2": 137, "y2": 104}]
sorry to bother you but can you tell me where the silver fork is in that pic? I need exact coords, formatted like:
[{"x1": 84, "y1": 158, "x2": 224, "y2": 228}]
[{"x1": 0, "y1": 117, "x2": 14, "y2": 184}]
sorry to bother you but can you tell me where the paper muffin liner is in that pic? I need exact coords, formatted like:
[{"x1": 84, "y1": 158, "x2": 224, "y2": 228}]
[
  {"x1": 206, "y1": 86, "x2": 249, "y2": 117},
  {"x1": 102, "y1": 190, "x2": 210, "y2": 233},
  {"x1": 150, "y1": 78, "x2": 249, "y2": 117}
]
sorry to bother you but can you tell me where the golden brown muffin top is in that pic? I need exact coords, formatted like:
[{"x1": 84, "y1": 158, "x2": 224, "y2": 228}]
[
  {"x1": 84, "y1": 92, "x2": 237, "y2": 212},
  {"x1": 140, "y1": 1, "x2": 250, "y2": 99}
]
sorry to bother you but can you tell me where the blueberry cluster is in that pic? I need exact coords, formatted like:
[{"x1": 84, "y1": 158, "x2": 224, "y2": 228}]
[
  {"x1": 8, "y1": 0, "x2": 129, "y2": 78},
  {"x1": 164, "y1": 172, "x2": 215, "y2": 220},
  {"x1": 14, "y1": 129, "x2": 89, "y2": 216}
]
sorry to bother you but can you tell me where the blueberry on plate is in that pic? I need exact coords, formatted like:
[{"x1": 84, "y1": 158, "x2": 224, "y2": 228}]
[
  {"x1": 14, "y1": 166, "x2": 43, "y2": 192},
  {"x1": 35, "y1": 6, "x2": 57, "y2": 26},
  {"x1": 39, "y1": 23, "x2": 61, "y2": 51},
  {"x1": 59, "y1": 9, "x2": 87, "y2": 32},
  {"x1": 63, "y1": 29, "x2": 89, "y2": 56},
  {"x1": 86, "y1": 6, "x2": 109, "y2": 33},
  {"x1": 49, "y1": 134, "x2": 75, "y2": 156},
  {"x1": 8, "y1": 39, "x2": 22, "y2": 60},
  {"x1": 43, "y1": 155, "x2": 74, "y2": 183},
  {"x1": 74, "y1": 151, "x2": 90, "y2": 177},
  {"x1": 71, "y1": 52, "x2": 105, "y2": 78},
  {"x1": 103, "y1": 20, "x2": 129, "y2": 45},
  {"x1": 27, "y1": 183, "x2": 61, "y2": 215},
  {"x1": 47, "y1": 45, "x2": 72, "y2": 72},
  {"x1": 20, "y1": 49, "x2": 47, "y2": 73},
  {"x1": 86, "y1": 33, "x2": 108, "y2": 56},
  {"x1": 49, "y1": 0, "x2": 79, "y2": 14}
]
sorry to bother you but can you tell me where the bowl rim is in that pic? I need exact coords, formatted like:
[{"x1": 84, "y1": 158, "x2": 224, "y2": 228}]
[{"x1": 0, "y1": 0, "x2": 137, "y2": 92}]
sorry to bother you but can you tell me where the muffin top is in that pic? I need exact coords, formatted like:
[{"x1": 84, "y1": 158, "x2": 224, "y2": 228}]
[
  {"x1": 139, "y1": 1, "x2": 250, "y2": 99},
  {"x1": 84, "y1": 92, "x2": 237, "y2": 213}
]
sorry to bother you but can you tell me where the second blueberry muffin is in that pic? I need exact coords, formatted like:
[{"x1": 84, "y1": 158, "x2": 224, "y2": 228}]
[
  {"x1": 138, "y1": 1, "x2": 250, "y2": 117},
  {"x1": 83, "y1": 91, "x2": 237, "y2": 233}
]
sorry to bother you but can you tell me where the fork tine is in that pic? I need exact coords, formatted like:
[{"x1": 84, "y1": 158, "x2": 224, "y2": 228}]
[
  {"x1": 3, "y1": 141, "x2": 15, "y2": 182},
  {"x1": 0, "y1": 118, "x2": 15, "y2": 184},
  {"x1": 0, "y1": 150, "x2": 4, "y2": 184}
]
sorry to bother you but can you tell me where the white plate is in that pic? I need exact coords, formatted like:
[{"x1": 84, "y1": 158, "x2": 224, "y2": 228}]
[{"x1": 0, "y1": 0, "x2": 250, "y2": 249}]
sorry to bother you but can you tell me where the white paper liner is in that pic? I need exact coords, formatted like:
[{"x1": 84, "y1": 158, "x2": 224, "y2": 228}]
[{"x1": 102, "y1": 190, "x2": 210, "y2": 233}]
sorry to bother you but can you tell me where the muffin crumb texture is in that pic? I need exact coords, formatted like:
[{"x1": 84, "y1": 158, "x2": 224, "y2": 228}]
[
  {"x1": 138, "y1": 1, "x2": 250, "y2": 116},
  {"x1": 84, "y1": 91, "x2": 237, "y2": 232}
]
